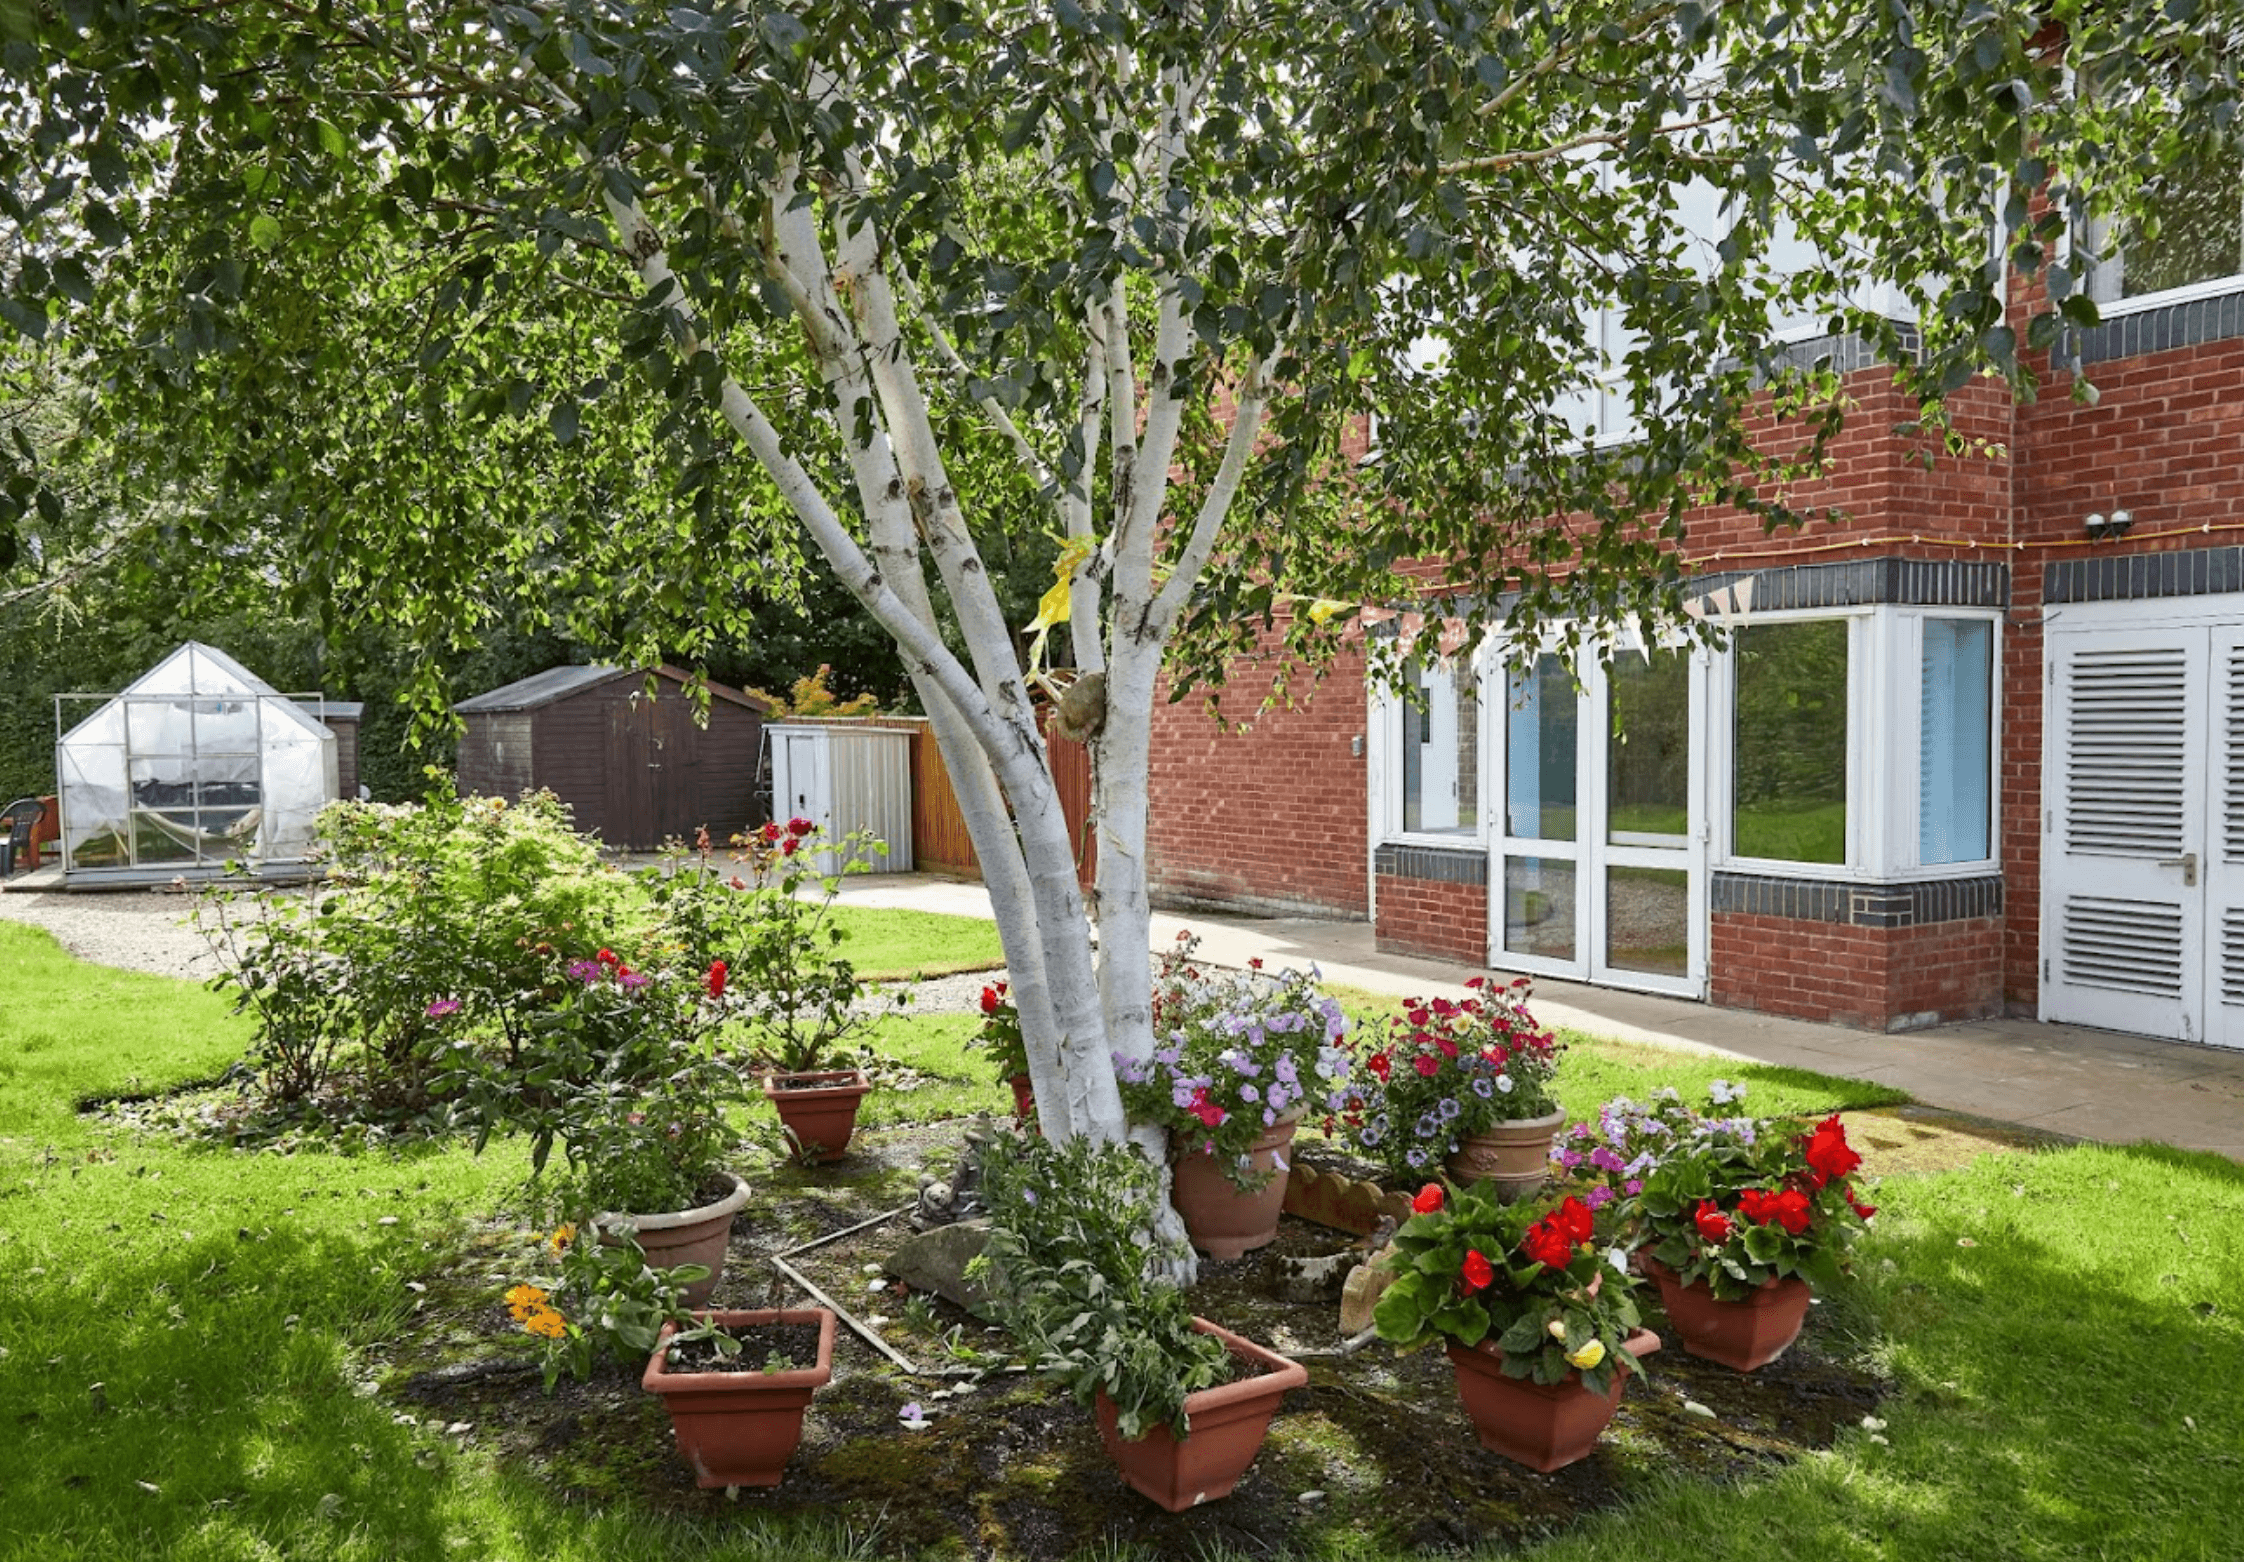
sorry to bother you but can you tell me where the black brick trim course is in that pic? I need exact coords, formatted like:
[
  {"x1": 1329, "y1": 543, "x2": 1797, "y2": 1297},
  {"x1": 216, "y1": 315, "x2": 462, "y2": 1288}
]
[
  {"x1": 1374, "y1": 843, "x2": 1490, "y2": 886},
  {"x1": 1711, "y1": 871, "x2": 2003, "y2": 928},
  {"x1": 2045, "y1": 545, "x2": 2244, "y2": 605}
]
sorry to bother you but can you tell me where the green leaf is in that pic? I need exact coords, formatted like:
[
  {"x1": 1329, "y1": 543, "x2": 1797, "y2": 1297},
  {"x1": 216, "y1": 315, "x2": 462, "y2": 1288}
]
[{"x1": 249, "y1": 214, "x2": 283, "y2": 250}]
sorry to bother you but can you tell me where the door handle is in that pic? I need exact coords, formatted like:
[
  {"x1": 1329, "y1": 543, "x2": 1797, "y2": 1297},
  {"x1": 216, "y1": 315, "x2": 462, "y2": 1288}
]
[{"x1": 2157, "y1": 851, "x2": 2199, "y2": 887}]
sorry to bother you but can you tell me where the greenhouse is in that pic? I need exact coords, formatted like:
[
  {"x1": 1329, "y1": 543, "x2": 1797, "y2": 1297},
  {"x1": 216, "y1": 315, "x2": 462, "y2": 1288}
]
[{"x1": 55, "y1": 642, "x2": 339, "y2": 884}]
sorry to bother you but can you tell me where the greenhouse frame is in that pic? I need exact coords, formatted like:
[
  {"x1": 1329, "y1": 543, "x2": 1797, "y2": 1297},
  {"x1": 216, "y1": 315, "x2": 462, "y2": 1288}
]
[{"x1": 54, "y1": 642, "x2": 340, "y2": 885}]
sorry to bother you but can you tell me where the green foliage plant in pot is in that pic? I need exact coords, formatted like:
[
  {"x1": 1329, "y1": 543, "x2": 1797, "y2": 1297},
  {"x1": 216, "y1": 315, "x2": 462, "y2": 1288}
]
[
  {"x1": 1342, "y1": 976, "x2": 1566, "y2": 1202},
  {"x1": 1113, "y1": 933, "x2": 1356, "y2": 1258},
  {"x1": 504, "y1": 1222, "x2": 709, "y2": 1390},
  {"x1": 1375, "y1": 1181, "x2": 1658, "y2": 1472},
  {"x1": 976, "y1": 1132, "x2": 1307, "y2": 1512},
  {"x1": 1576, "y1": 1085, "x2": 1877, "y2": 1370},
  {"x1": 702, "y1": 818, "x2": 882, "y2": 1163}
]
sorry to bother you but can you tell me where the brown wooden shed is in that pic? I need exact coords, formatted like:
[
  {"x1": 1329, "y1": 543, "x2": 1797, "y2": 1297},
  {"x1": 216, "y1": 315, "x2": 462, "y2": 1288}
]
[{"x1": 454, "y1": 666, "x2": 768, "y2": 850}]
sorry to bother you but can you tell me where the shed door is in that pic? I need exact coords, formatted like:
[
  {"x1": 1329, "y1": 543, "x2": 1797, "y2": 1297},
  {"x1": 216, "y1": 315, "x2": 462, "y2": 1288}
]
[
  {"x1": 2041, "y1": 627, "x2": 2206, "y2": 1040},
  {"x1": 604, "y1": 701, "x2": 658, "y2": 850}
]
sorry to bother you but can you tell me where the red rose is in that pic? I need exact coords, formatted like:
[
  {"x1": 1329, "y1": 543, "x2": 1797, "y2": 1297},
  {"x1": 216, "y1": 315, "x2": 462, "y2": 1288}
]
[
  {"x1": 787, "y1": 816, "x2": 815, "y2": 837},
  {"x1": 979, "y1": 985, "x2": 1002, "y2": 1015},
  {"x1": 1460, "y1": 1248, "x2": 1496, "y2": 1292},
  {"x1": 760, "y1": 821, "x2": 783, "y2": 843},
  {"x1": 1522, "y1": 1217, "x2": 1574, "y2": 1271},
  {"x1": 1693, "y1": 1200, "x2": 1732, "y2": 1244},
  {"x1": 781, "y1": 838, "x2": 798, "y2": 856},
  {"x1": 705, "y1": 960, "x2": 727, "y2": 999},
  {"x1": 1412, "y1": 1183, "x2": 1445, "y2": 1215},
  {"x1": 1802, "y1": 1114, "x2": 1863, "y2": 1181},
  {"x1": 1412, "y1": 1054, "x2": 1441, "y2": 1078},
  {"x1": 1770, "y1": 1188, "x2": 1813, "y2": 1234}
]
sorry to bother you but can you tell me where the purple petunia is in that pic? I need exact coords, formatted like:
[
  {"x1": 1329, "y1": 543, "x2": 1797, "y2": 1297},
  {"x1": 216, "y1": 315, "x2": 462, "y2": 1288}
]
[{"x1": 425, "y1": 998, "x2": 462, "y2": 1018}]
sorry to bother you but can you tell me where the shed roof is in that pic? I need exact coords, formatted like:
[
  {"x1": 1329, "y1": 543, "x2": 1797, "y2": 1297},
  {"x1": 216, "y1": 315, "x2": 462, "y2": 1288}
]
[
  {"x1": 296, "y1": 700, "x2": 366, "y2": 721},
  {"x1": 454, "y1": 664, "x2": 769, "y2": 715}
]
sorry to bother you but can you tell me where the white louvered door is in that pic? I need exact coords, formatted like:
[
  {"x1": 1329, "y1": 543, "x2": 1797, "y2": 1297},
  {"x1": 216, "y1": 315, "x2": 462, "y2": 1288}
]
[
  {"x1": 2203, "y1": 627, "x2": 2244, "y2": 1049},
  {"x1": 2041, "y1": 627, "x2": 2207, "y2": 1040}
]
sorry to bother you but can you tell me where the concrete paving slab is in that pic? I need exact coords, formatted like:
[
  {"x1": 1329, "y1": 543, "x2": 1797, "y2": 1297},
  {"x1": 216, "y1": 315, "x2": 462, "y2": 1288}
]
[{"x1": 822, "y1": 872, "x2": 2244, "y2": 1162}]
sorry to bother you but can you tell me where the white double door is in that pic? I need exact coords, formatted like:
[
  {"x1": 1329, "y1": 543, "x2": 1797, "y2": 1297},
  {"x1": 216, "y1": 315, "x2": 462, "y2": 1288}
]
[
  {"x1": 2042, "y1": 607, "x2": 2244, "y2": 1047},
  {"x1": 1486, "y1": 645, "x2": 1709, "y2": 999}
]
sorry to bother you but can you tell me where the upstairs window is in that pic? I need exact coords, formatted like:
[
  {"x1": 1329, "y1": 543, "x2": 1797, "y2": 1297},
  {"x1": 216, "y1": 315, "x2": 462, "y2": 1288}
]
[{"x1": 2087, "y1": 154, "x2": 2244, "y2": 307}]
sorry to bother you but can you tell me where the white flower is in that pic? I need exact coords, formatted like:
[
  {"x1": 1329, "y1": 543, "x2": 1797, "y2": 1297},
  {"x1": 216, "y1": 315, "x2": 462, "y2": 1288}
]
[
  {"x1": 1707, "y1": 1079, "x2": 1739, "y2": 1104},
  {"x1": 1606, "y1": 1246, "x2": 1629, "y2": 1274},
  {"x1": 1497, "y1": 1075, "x2": 1515, "y2": 1094}
]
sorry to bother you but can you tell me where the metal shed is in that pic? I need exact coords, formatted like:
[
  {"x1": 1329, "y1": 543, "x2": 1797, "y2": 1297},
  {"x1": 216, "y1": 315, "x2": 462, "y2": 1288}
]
[
  {"x1": 766, "y1": 721, "x2": 915, "y2": 874},
  {"x1": 453, "y1": 666, "x2": 767, "y2": 850}
]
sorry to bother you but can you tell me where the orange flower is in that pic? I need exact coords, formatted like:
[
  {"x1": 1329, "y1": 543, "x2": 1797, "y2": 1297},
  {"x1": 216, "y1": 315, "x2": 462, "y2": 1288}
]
[
  {"x1": 504, "y1": 1283, "x2": 548, "y2": 1320},
  {"x1": 520, "y1": 1305, "x2": 566, "y2": 1339}
]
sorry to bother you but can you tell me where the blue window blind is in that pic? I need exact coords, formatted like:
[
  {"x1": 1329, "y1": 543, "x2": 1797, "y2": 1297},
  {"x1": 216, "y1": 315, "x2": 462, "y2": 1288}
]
[{"x1": 1920, "y1": 620, "x2": 1993, "y2": 864}]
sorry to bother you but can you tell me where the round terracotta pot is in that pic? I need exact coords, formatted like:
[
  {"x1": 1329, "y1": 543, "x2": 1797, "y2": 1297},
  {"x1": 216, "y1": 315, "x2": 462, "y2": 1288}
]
[
  {"x1": 1642, "y1": 1255, "x2": 1813, "y2": 1372},
  {"x1": 605, "y1": 1170, "x2": 750, "y2": 1309},
  {"x1": 1170, "y1": 1116, "x2": 1300, "y2": 1259},
  {"x1": 642, "y1": 1308, "x2": 835, "y2": 1488},
  {"x1": 1444, "y1": 1327, "x2": 1661, "y2": 1473},
  {"x1": 1094, "y1": 1316, "x2": 1308, "y2": 1511},
  {"x1": 762, "y1": 1067, "x2": 872, "y2": 1164},
  {"x1": 1446, "y1": 1108, "x2": 1567, "y2": 1203}
]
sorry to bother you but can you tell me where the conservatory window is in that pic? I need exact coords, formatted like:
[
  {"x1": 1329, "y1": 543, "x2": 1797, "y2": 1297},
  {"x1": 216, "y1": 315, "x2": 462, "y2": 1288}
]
[
  {"x1": 1397, "y1": 659, "x2": 1479, "y2": 837},
  {"x1": 2086, "y1": 152, "x2": 2244, "y2": 309},
  {"x1": 1730, "y1": 618, "x2": 1851, "y2": 866}
]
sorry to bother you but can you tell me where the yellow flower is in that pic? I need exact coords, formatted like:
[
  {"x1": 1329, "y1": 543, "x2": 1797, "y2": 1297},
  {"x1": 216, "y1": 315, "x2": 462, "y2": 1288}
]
[
  {"x1": 521, "y1": 1305, "x2": 566, "y2": 1340},
  {"x1": 1546, "y1": 1318, "x2": 1569, "y2": 1340},
  {"x1": 548, "y1": 1225, "x2": 576, "y2": 1255},
  {"x1": 504, "y1": 1283, "x2": 548, "y2": 1320},
  {"x1": 1564, "y1": 1338, "x2": 1606, "y2": 1371}
]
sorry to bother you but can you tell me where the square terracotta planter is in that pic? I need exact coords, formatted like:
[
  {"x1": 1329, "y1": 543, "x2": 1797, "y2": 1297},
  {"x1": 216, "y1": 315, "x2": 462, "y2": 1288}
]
[
  {"x1": 1093, "y1": 1318, "x2": 1308, "y2": 1511},
  {"x1": 763, "y1": 1068, "x2": 871, "y2": 1164},
  {"x1": 1444, "y1": 1327, "x2": 1660, "y2": 1472},
  {"x1": 641, "y1": 1308, "x2": 835, "y2": 1488}
]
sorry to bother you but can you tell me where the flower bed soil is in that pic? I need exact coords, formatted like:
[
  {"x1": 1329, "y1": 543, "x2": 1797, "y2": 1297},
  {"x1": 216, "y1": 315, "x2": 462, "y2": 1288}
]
[
  {"x1": 663, "y1": 1322, "x2": 825, "y2": 1374},
  {"x1": 373, "y1": 1122, "x2": 1893, "y2": 1559}
]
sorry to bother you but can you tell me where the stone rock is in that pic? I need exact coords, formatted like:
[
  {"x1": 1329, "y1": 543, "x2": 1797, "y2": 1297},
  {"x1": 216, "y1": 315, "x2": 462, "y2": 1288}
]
[
  {"x1": 1267, "y1": 1249, "x2": 1356, "y2": 1304},
  {"x1": 1338, "y1": 1251, "x2": 1398, "y2": 1335},
  {"x1": 884, "y1": 1219, "x2": 994, "y2": 1318}
]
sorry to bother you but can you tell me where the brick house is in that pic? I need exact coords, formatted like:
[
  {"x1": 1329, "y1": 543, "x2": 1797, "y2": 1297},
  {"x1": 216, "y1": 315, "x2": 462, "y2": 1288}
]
[{"x1": 1145, "y1": 160, "x2": 2244, "y2": 1044}]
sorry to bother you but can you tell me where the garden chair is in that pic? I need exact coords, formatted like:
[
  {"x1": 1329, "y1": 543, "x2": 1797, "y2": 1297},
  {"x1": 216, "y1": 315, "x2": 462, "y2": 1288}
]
[{"x1": 0, "y1": 797, "x2": 43, "y2": 877}]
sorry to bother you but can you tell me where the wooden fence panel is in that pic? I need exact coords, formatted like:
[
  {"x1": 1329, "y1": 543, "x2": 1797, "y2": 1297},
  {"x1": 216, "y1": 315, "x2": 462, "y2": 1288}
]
[{"x1": 907, "y1": 713, "x2": 1095, "y2": 891}]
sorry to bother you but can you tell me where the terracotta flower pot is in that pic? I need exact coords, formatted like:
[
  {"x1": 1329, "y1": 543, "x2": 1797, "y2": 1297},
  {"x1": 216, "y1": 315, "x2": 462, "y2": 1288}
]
[
  {"x1": 642, "y1": 1308, "x2": 835, "y2": 1489},
  {"x1": 1170, "y1": 1116, "x2": 1299, "y2": 1259},
  {"x1": 763, "y1": 1068, "x2": 872, "y2": 1164},
  {"x1": 1443, "y1": 1327, "x2": 1661, "y2": 1472},
  {"x1": 1446, "y1": 1107, "x2": 1567, "y2": 1203},
  {"x1": 1094, "y1": 1317, "x2": 1308, "y2": 1511},
  {"x1": 1642, "y1": 1255, "x2": 1813, "y2": 1371},
  {"x1": 605, "y1": 1170, "x2": 750, "y2": 1309}
]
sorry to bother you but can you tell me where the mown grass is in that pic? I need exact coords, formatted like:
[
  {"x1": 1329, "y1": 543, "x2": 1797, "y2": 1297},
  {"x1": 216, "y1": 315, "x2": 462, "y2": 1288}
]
[
  {"x1": 4, "y1": 920, "x2": 2241, "y2": 1559},
  {"x1": 829, "y1": 907, "x2": 1004, "y2": 982}
]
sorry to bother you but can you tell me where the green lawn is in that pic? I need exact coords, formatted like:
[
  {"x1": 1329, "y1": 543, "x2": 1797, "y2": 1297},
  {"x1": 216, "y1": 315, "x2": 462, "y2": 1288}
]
[
  {"x1": 828, "y1": 906, "x2": 1005, "y2": 981},
  {"x1": 3, "y1": 922, "x2": 2240, "y2": 1559}
]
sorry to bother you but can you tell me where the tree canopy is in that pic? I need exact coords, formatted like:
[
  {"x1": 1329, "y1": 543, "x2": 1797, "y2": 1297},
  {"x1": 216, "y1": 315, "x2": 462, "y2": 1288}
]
[{"x1": 3, "y1": 0, "x2": 2238, "y2": 1173}]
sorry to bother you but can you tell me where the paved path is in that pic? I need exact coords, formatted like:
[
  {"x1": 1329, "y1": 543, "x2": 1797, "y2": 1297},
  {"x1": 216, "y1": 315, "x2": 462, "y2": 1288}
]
[{"x1": 830, "y1": 873, "x2": 2244, "y2": 1162}]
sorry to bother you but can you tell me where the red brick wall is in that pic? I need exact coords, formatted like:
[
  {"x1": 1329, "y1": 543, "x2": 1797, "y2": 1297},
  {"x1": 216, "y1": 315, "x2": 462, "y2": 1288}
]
[
  {"x1": 1145, "y1": 639, "x2": 1369, "y2": 918},
  {"x1": 1373, "y1": 873, "x2": 1487, "y2": 965},
  {"x1": 1711, "y1": 913, "x2": 2006, "y2": 1031}
]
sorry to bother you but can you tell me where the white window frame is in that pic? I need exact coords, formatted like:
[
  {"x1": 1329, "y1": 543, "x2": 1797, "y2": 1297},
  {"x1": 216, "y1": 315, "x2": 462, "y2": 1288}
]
[
  {"x1": 1887, "y1": 607, "x2": 2005, "y2": 878},
  {"x1": 1709, "y1": 604, "x2": 2003, "y2": 882},
  {"x1": 1369, "y1": 650, "x2": 1490, "y2": 851},
  {"x1": 2077, "y1": 158, "x2": 2244, "y2": 319}
]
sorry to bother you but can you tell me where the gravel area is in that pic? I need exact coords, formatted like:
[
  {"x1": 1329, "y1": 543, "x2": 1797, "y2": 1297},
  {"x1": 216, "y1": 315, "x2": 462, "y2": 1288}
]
[{"x1": 0, "y1": 883, "x2": 243, "y2": 981}]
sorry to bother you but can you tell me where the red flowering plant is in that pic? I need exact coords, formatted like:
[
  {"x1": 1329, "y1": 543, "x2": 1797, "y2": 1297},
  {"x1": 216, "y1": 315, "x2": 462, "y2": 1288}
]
[
  {"x1": 1598, "y1": 1087, "x2": 1878, "y2": 1300},
  {"x1": 1112, "y1": 932, "x2": 1355, "y2": 1189},
  {"x1": 966, "y1": 980, "x2": 1031, "y2": 1083},
  {"x1": 1338, "y1": 977, "x2": 1565, "y2": 1180},
  {"x1": 1372, "y1": 1181, "x2": 1646, "y2": 1395}
]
